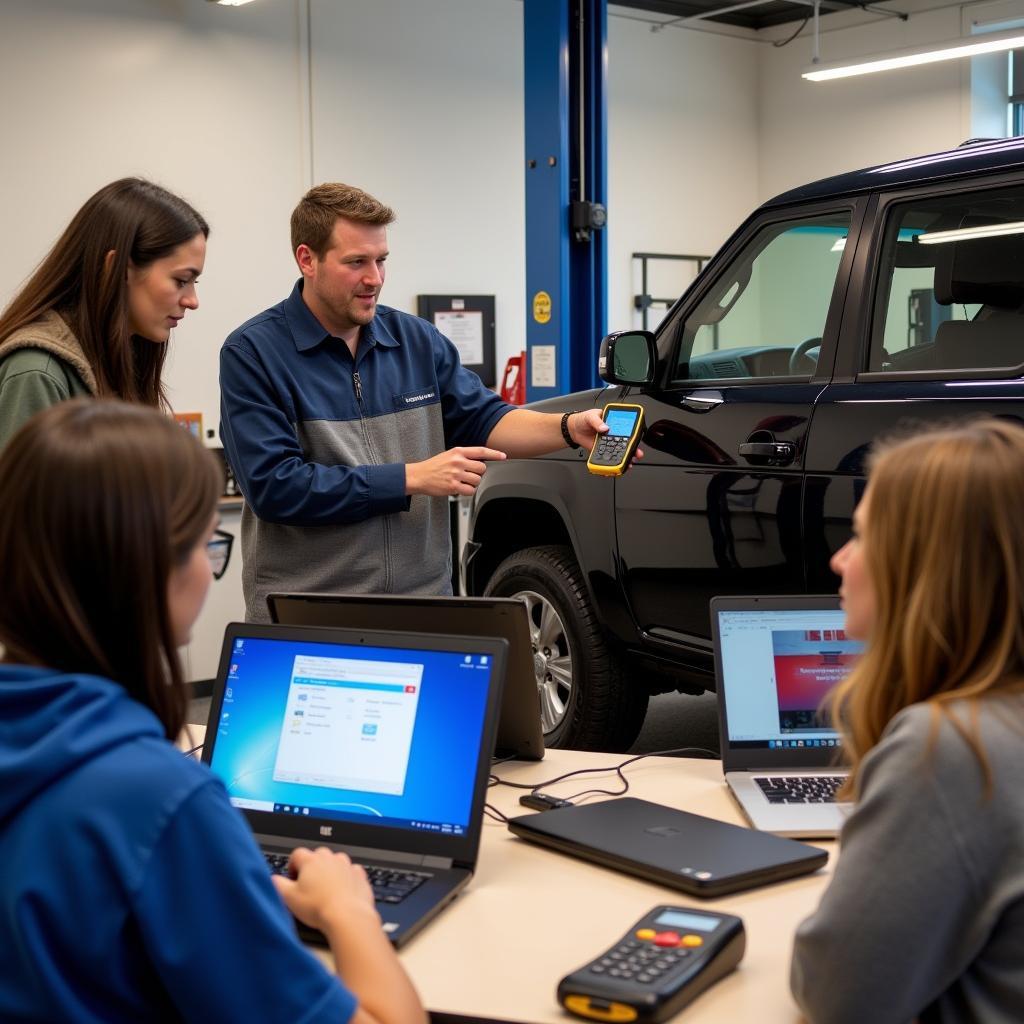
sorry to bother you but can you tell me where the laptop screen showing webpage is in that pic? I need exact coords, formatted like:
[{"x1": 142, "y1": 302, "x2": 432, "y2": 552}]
[
  {"x1": 718, "y1": 608, "x2": 863, "y2": 755},
  {"x1": 207, "y1": 633, "x2": 495, "y2": 838}
]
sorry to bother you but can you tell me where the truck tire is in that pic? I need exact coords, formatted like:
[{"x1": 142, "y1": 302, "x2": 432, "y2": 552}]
[{"x1": 484, "y1": 544, "x2": 648, "y2": 751}]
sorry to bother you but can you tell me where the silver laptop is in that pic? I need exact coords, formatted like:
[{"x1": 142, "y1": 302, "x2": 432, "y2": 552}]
[{"x1": 711, "y1": 595, "x2": 862, "y2": 838}]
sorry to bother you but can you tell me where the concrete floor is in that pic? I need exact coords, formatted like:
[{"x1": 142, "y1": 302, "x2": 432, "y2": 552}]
[
  {"x1": 628, "y1": 690, "x2": 720, "y2": 757},
  {"x1": 188, "y1": 689, "x2": 720, "y2": 756},
  {"x1": 188, "y1": 696, "x2": 211, "y2": 727}
]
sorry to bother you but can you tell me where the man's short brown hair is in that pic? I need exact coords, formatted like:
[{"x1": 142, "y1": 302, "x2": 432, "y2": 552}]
[{"x1": 290, "y1": 183, "x2": 396, "y2": 258}]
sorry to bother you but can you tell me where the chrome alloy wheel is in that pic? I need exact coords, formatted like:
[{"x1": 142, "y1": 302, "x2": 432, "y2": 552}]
[{"x1": 513, "y1": 589, "x2": 573, "y2": 735}]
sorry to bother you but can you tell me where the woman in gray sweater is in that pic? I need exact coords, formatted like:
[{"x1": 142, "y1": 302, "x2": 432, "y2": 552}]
[{"x1": 790, "y1": 419, "x2": 1024, "y2": 1024}]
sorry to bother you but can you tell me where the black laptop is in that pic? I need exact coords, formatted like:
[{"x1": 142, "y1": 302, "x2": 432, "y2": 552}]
[
  {"x1": 202, "y1": 622, "x2": 507, "y2": 947},
  {"x1": 508, "y1": 797, "x2": 827, "y2": 897},
  {"x1": 267, "y1": 592, "x2": 544, "y2": 760}
]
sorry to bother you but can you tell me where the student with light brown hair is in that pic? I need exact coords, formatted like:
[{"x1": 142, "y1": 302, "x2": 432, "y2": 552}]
[
  {"x1": 790, "y1": 418, "x2": 1024, "y2": 1024},
  {"x1": 0, "y1": 178, "x2": 209, "y2": 449},
  {"x1": 0, "y1": 398, "x2": 425, "y2": 1024}
]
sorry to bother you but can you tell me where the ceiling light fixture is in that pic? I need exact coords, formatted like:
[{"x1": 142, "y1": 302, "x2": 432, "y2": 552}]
[
  {"x1": 207, "y1": 0, "x2": 256, "y2": 6},
  {"x1": 916, "y1": 220, "x2": 1024, "y2": 245},
  {"x1": 803, "y1": 26, "x2": 1024, "y2": 82}
]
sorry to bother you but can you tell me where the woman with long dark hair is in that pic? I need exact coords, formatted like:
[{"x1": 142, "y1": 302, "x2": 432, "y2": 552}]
[
  {"x1": 790, "y1": 418, "x2": 1024, "y2": 1023},
  {"x1": 0, "y1": 399, "x2": 424, "y2": 1024},
  {"x1": 0, "y1": 178, "x2": 208, "y2": 447}
]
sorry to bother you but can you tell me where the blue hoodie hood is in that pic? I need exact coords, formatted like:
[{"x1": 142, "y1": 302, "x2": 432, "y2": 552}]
[
  {"x1": 0, "y1": 663, "x2": 356, "y2": 1024},
  {"x1": 0, "y1": 665, "x2": 164, "y2": 823}
]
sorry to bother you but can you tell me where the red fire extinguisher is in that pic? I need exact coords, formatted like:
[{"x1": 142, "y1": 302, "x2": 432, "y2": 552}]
[{"x1": 500, "y1": 351, "x2": 526, "y2": 405}]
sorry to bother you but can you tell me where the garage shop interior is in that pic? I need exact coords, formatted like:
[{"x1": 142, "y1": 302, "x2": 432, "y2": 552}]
[{"x1": 3, "y1": 0, "x2": 1024, "y2": 1021}]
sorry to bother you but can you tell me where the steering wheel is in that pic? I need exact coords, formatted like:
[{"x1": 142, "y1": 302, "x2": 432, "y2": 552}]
[{"x1": 789, "y1": 336, "x2": 822, "y2": 375}]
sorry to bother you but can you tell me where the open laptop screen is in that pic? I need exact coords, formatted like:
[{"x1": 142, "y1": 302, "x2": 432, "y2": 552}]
[
  {"x1": 207, "y1": 632, "x2": 495, "y2": 836},
  {"x1": 716, "y1": 605, "x2": 863, "y2": 753}
]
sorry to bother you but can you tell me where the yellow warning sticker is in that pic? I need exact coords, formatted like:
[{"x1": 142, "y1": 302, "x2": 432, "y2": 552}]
[{"x1": 532, "y1": 291, "x2": 552, "y2": 324}]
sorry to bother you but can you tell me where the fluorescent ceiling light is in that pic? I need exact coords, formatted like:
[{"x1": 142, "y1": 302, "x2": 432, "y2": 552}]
[
  {"x1": 209, "y1": 0, "x2": 256, "y2": 6},
  {"x1": 803, "y1": 27, "x2": 1024, "y2": 82},
  {"x1": 830, "y1": 237, "x2": 847, "y2": 252},
  {"x1": 916, "y1": 220, "x2": 1024, "y2": 244}
]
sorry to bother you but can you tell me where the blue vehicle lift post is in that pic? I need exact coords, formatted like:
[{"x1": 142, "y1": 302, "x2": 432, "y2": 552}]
[{"x1": 523, "y1": 0, "x2": 608, "y2": 402}]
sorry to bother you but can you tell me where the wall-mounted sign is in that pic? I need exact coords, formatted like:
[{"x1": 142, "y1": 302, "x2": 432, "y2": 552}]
[
  {"x1": 417, "y1": 295, "x2": 496, "y2": 386},
  {"x1": 531, "y1": 344, "x2": 556, "y2": 388},
  {"x1": 174, "y1": 411, "x2": 203, "y2": 439},
  {"x1": 434, "y1": 310, "x2": 484, "y2": 365}
]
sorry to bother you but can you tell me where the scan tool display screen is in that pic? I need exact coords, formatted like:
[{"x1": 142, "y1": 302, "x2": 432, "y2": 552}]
[{"x1": 605, "y1": 408, "x2": 640, "y2": 436}]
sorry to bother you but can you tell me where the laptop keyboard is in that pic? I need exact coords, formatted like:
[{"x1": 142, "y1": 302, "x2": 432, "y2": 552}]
[
  {"x1": 755, "y1": 775, "x2": 845, "y2": 804},
  {"x1": 264, "y1": 853, "x2": 430, "y2": 904}
]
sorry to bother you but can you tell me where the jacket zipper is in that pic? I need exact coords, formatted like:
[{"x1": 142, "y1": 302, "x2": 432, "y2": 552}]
[{"x1": 352, "y1": 367, "x2": 393, "y2": 591}]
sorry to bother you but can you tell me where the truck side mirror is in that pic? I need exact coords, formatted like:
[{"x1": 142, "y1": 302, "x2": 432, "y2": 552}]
[{"x1": 598, "y1": 331, "x2": 657, "y2": 386}]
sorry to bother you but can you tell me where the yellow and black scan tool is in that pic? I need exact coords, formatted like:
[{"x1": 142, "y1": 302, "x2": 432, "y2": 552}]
[
  {"x1": 587, "y1": 402, "x2": 645, "y2": 477},
  {"x1": 557, "y1": 905, "x2": 745, "y2": 1024}
]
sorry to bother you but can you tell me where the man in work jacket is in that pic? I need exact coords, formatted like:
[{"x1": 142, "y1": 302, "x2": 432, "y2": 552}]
[{"x1": 220, "y1": 182, "x2": 617, "y2": 622}]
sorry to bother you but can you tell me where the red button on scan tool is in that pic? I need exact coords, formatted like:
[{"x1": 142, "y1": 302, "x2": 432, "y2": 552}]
[{"x1": 653, "y1": 932, "x2": 681, "y2": 947}]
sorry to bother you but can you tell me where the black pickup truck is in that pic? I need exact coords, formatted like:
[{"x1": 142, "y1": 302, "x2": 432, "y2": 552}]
[{"x1": 463, "y1": 137, "x2": 1024, "y2": 751}]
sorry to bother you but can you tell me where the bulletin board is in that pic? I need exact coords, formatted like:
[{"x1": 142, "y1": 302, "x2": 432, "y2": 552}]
[{"x1": 417, "y1": 294, "x2": 496, "y2": 387}]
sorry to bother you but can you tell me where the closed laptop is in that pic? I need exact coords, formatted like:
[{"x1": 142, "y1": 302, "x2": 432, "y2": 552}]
[{"x1": 508, "y1": 797, "x2": 827, "y2": 897}]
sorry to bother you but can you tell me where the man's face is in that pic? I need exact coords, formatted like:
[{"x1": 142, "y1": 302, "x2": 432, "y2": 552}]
[{"x1": 299, "y1": 218, "x2": 388, "y2": 337}]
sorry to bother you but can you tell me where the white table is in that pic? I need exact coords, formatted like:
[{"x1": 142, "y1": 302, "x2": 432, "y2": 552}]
[
  {"x1": 182, "y1": 728, "x2": 830, "y2": 1022},
  {"x1": 336, "y1": 749, "x2": 830, "y2": 1023}
]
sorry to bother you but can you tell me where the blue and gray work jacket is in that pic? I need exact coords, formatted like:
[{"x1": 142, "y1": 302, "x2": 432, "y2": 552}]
[{"x1": 220, "y1": 281, "x2": 511, "y2": 621}]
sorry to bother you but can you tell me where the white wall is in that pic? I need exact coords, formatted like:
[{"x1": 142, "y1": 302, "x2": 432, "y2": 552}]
[
  {"x1": 757, "y1": 0, "x2": 972, "y2": 202},
  {"x1": 0, "y1": 0, "x2": 306, "y2": 435},
  {"x1": 608, "y1": 14, "x2": 761, "y2": 332},
  {"x1": 0, "y1": 0, "x2": 527, "y2": 422},
  {"x1": 308, "y1": 0, "x2": 526, "y2": 366}
]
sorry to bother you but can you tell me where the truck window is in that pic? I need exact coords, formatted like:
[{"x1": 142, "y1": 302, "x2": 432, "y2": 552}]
[
  {"x1": 673, "y1": 213, "x2": 852, "y2": 382},
  {"x1": 868, "y1": 187, "x2": 1024, "y2": 374}
]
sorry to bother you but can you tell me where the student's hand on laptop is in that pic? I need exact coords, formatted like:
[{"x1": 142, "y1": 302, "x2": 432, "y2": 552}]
[
  {"x1": 271, "y1": 846, "x2": 379, "y2": 933},
  {"x1": 274, "y1": 848, "x2": 428, "y2": 1024}
]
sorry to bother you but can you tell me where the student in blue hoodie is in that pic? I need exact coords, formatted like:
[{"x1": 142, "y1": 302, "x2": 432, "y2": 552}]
[{"x1": 0, "y1": 398, "x2": 425, "y2": 1024}]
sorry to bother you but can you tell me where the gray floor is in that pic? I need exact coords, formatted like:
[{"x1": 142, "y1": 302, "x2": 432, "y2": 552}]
[
  {"x1": 187, "y1": 689, "x2": 719, "y2": 755},
  {"x1": 188, "y1": 696, "x2": 211, "y2": 726},
  {"x1": 628, "y1": 690, "x2": 720, "y2": 757}
]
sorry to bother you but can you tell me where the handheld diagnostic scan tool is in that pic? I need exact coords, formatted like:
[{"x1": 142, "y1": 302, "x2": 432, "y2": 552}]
[
  {"x1": 557, "y1": 905, "x2": 745, "y2": 1023},
  {"x1": 587, "y1": 403, "x2": 645, "y2": 477}
]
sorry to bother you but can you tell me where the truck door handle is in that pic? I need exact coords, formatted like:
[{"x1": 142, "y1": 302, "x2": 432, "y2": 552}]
[
  {"x1": 682, "y1": 391, "x2": 723, "y2": 413},
  {"x1": 738, "y1": 441, "x2": 797, "y2": 464}
]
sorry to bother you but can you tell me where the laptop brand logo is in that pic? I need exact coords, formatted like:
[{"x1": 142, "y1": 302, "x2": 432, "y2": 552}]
[
  {"x1": 319, "y1": 825, "x2": 333, "y2": 837},
  {"x1": 645, "y1": 825, "x2": 683, "y2": 838}
]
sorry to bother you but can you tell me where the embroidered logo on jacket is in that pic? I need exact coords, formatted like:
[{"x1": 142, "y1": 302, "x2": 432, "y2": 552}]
[{"x1": 394, "y1": 387, "x2": 438, "y2": 407}]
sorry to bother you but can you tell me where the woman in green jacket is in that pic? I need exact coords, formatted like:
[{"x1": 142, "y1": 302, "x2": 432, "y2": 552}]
[{"x1": 0, "y1": 178, "x2": 208, "y2": 448}]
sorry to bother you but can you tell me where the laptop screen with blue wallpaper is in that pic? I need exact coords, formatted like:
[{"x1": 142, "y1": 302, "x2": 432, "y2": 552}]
[{"x1": 207, "y1": 633, "x2": 495, "y2": 836}]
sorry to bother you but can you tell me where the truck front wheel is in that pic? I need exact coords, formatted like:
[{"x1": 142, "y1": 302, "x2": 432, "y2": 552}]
[{"x1": 484, "y1": 544, "x2": 648, "y2": 751}]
